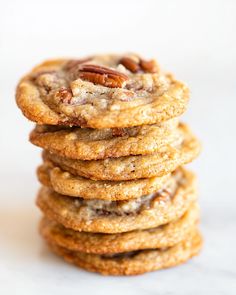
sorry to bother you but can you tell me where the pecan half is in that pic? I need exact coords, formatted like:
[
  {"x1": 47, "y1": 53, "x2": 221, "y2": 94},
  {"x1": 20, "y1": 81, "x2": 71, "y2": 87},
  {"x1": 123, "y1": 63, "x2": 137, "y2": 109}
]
[
  {"x1": 55, "y1": 87, "x2": 73, "y2": 104},
  {"x1": 78, "y1": 64, "x2": 129, "y2": 88},
  {"x1": 120, "y1": 56, "x2": 158, "y2": 74}
]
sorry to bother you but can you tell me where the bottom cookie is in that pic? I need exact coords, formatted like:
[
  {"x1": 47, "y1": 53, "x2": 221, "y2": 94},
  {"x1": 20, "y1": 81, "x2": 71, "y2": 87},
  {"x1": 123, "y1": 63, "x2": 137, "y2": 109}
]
[{"x1": 45, "y1": 230, "x2": 202, "y2": 276}]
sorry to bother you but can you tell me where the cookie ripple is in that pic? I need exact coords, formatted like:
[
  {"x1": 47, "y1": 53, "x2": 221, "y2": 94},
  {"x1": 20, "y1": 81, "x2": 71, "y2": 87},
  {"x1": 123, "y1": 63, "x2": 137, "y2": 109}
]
[
  {"x1": 45, "y1": 230, "x2": 202, "y2": 275},
  {"x1": 36, "y1": 168, "x2": 196, "y2": 233},
  {"x1": 37, "y1": 161, "x2": 171, "y2": 200},
  {"x1": 30, "y1": 119, "x2": 180, "y2": 160},
  {"x1": 43, "y1": 123, "x2": 200, "y2": 181},
  {"x1": 39, "y1": 203, "x2": 199, "y2": 254}
]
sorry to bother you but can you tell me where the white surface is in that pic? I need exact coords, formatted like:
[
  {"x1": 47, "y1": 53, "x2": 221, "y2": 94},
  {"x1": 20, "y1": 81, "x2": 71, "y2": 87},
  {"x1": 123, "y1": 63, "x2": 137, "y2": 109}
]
[{"x1": 1, "y1": 0, "x2": 236, "y2": 294}]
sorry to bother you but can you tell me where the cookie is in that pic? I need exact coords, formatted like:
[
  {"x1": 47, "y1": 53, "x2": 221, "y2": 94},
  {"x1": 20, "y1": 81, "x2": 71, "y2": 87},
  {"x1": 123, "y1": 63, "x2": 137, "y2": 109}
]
[
  {"x1": 16, "y1": 54, "x2": 189, "y2": 128},
  {"x1": 30, "y1": 118, "x2": 181, "y2": 160},
  {"x1": 37, "y1": 161, "x2": 171, "y2": 200},
  {"x1": 39, "y1": 203, "x2": 199, "y2": 254},
  {"x1": 43, "y1": 123, "x2": 200, "y2": 181},
  {"x1": 45, "y1": 229, "x2": 202, "y2": 275},
  {"x1": 36, "y1": 168, "x2": 197, "y2": 233}
]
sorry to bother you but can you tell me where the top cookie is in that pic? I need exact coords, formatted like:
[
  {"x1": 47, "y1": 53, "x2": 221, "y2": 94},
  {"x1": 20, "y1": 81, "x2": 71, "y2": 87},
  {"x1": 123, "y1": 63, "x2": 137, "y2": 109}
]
[{"x1": 16, "y1": 54, "x2": 189, "y2": 128}]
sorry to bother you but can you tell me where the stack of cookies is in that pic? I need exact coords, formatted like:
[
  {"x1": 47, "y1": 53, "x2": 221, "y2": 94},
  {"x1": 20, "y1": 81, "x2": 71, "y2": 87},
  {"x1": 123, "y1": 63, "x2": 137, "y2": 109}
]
[{"x1": 16, "y1": 54, "x2": 202, "y2": 275}]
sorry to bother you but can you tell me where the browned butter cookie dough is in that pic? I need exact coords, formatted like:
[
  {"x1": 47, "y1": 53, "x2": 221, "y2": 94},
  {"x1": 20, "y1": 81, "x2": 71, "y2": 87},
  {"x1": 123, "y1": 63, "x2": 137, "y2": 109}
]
[
  {"x1": 16, "y1": 54, "x2": 189, "y2": 128},
  {"x1": 39, "y1": 203, "x2": 199, "y2": 254},
  {"x1": 45, "y1": 230, "x2": 202, "y2": 275},
  {"x1": 36, "y1": 168, "x2": 197, "y2": 233},
  {"x1": 30, "y1": 118, "x2": 181, "y2": 160},
  {"x1": 43, "y1": 123, "x2": 200, "y2": 181}
]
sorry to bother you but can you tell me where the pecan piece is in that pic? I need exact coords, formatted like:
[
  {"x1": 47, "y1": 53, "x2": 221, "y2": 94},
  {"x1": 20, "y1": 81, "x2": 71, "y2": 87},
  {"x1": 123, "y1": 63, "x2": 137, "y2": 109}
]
[
  {"x1": 55, "y1": 87, "x2": 73, "y2": 104},
  {"x1": 78, "y1": 64, "x2": 129, "y2": 88},
  {"x1": 112, "y1": 128, "x2": 128, "y2": 137},
  {"x1": 140, "y1": 59, "x2": 158, "y2": 73},
  {"x1": 120, "y1": 57, "x2": 141, "y2": 73}
]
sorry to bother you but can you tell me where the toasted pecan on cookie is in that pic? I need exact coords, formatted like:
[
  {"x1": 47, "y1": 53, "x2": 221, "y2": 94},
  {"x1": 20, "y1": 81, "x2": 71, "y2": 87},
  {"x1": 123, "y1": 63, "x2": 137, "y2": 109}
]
[{"x1": 16, "y1": 54, "x2": 189, "y2": 128}]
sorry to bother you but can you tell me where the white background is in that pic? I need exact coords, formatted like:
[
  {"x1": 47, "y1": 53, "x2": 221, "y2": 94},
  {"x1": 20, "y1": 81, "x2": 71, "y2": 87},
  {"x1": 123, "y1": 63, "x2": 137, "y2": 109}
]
[{"x1": 0, "y1": 0, "x2": 236, "y2": 294}]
